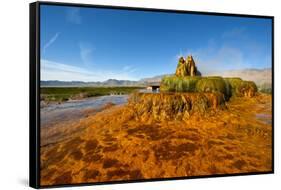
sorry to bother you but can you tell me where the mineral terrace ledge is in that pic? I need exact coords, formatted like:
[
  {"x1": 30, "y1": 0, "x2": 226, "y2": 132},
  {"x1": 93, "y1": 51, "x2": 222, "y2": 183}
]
[{"x1": 128, "y1": 92, "x2": 226, "y2": 121}]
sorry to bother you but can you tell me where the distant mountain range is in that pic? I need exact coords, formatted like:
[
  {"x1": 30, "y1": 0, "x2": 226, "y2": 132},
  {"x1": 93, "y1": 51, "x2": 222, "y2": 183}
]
[
  {"x1": 41, "y1": 68, "x2": 272, "y2": 88},
  {"x1": 41, "y1": 79, "x2": 142, "y2": 87},
  {"x1": 209, "y1": 68, "x2": 272, "y2": 86}
]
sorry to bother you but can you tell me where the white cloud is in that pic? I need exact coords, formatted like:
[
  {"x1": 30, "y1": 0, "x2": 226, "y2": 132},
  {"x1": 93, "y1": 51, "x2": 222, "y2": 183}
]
[
  {"x1": 174, "y1": 35, "x2": 254, "y2": 75},
  {"x1": 41, "y1": 59, "x2": 137, "y2": 82},
  {"x1": 195, "y1": 45, "x2": 246, "y2": 75},
  {"x1": 79, "y1": 42, "x2": 94, "y2": 65},
  {"x1": 66, "y1": 8, "x2": 81, "y2": 24},
  {"x1": 122, "y1": 65, "x2": 137, "y2": 73},
  {"x1": 221, "y1": 27, "x2": 246, "y2": 39},
  {"x1": 43, "y1": 32, "x2": 60, "y2": 53}
]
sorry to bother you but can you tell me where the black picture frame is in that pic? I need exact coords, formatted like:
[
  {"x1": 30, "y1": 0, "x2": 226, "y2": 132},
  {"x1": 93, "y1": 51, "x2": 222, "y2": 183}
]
[{"x1": 29, "y1": 1, "x2": 274, "y2": 189}]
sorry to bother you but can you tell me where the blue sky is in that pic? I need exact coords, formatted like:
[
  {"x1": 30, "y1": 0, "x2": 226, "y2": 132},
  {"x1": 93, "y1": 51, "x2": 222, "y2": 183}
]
[{"x1": 40, "y1": 5, "x2": 272, "y2": 82}]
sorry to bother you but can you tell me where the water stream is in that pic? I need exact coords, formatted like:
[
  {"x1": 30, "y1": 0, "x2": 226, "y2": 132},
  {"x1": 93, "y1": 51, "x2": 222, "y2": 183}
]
[{"x1": 41, "y1": 95, "x2": 128, "y2": 127}]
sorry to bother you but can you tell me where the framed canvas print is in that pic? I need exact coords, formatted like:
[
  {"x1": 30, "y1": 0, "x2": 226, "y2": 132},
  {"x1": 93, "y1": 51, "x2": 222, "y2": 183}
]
[{"x1": 29, "y1": 1, "x2": 274, "y2": 188}]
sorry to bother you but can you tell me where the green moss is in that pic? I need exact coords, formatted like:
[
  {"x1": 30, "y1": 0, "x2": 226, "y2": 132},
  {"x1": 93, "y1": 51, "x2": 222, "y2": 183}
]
[
  {"x1": 224, "y1": 77, "x2": 243, "y2": 87},
  {"x1": 195, "y1": 77, "x2": 230, "y2": 100},
  {"x1": 223, "y1": 78, "x2": 257, "y2": 97},
  {"x1": 235, "y1": 81, "x2": 258, "y2": 97},
  {"x1": 160, "y1": 76, "x2": 201, "y2": 92},
  {"x1": 224, "y1": 78, "x2": 243, "y2": 96},
  {"x1": 160, "y1": 75, "x2": 257, "y2": 99}
]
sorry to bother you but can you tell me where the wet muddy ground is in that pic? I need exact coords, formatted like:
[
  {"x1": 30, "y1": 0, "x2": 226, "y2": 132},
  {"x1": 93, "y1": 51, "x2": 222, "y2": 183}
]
[{"x1": 40, "y1": 93, "x2": 272, "y2": 186}]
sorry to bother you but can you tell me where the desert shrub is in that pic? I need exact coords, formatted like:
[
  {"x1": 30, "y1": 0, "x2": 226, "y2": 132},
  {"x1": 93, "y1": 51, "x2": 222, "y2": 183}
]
[
  {"x1": 195, "y1": 77, "x2": 230, "y2": 100},
  {"x1": 259, "y1": 88, "x2": 272, "y2": 94},
  {"x1": 40, "y1": 86, "x2": 142, "y2": 102},
  {"x1": 160, "y1": 76, "x2": 201, "y2": 92},
  {"x1": 258, "y1": 83, "x2": 272, "y2": 94}
]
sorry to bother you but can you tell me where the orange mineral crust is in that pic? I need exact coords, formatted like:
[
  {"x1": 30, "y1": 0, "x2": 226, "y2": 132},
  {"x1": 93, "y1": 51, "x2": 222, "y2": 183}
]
[{"x1": 40, "y1": 93, "x2": 272, "y2": 186}]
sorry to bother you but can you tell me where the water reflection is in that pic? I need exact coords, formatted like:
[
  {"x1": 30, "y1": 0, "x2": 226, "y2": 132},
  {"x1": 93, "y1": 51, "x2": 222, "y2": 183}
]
[
  {"x1": 138, "y1": 89, "x2": 160, "y2": 93},
  {"x1": 256, "y1": 113, "x2": 272, "y2": 125}
]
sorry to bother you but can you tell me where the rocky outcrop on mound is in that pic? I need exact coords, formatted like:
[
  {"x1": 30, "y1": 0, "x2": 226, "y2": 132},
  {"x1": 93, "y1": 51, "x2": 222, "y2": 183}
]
[
  {"x1": 128, "y1": 92, "x2": 225, "y2": 121},
  {"x1": 175, "y1": 56, "x2": 200, "y2": 77}
]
